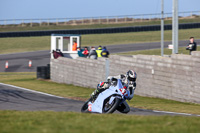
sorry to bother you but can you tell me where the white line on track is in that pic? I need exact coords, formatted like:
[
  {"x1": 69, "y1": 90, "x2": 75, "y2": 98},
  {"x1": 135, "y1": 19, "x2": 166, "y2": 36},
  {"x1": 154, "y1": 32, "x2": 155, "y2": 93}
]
[
  {"x1": 0, "y1": 82, "x2": 64, "y2": 99},
  {"x1": 152, "y1": 110, "x2": 200, "y2": 117}
]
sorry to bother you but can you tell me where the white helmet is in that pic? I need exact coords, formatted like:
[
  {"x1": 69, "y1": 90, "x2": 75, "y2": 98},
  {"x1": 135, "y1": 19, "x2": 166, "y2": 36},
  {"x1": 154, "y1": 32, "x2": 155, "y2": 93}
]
[{"x1": 127, "y1": 70, "x2": 137, "y2": 82}]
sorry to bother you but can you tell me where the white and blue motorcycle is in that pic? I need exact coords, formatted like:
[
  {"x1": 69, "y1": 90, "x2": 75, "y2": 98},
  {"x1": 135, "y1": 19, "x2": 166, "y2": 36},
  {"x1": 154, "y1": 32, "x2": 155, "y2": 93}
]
[{"x1": 81, "y1": 79, "x2": 130, "y2": 114}]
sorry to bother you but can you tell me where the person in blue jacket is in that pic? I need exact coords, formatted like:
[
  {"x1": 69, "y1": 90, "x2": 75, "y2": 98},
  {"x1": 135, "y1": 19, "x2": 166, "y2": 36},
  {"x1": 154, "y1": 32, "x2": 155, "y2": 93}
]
[{"x1": 101, "y1": 46, "x2": 110, "y2": 58}]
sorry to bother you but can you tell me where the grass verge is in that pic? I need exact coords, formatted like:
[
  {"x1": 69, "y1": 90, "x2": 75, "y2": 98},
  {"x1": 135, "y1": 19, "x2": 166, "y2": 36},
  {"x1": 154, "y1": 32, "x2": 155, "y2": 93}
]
[
  {"x1": 0, "y1": 72, "x2": 200, "y2": 115},
  {"x1": 114, "y1": 46, "x2": 200, "y2": 56},
  {"x1": 0, "y1": 28, "x2": 200, "y2": 54},
  {"x1": 0, "y1": 111, "x2": 200, "y2": 133}
]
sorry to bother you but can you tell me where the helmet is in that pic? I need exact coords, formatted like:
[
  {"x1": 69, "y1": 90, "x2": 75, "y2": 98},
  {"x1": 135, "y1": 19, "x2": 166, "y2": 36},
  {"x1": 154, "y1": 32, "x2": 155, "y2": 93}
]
[{"x1": 127, "y1": 70, "x2": 137, "y2": 82}]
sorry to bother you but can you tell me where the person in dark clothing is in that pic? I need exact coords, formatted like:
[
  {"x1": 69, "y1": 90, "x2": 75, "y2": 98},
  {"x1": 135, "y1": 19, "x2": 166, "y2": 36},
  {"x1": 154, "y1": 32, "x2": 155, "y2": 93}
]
[
  {"x1": 56, "y1": 49, "x2": 64, "y2": 57},
  {"x1": 101, "y1": 46, "x2": 110, "y2": 58},
  {"x1": 186, "y1": 37, "x2": 197, "y2": 55},
  {"x1": 88, "y1": 46, "x2": 97, "y2": 59},
  {"x1": 52, "y1": 49, "x2": 64, "y2": 59}
]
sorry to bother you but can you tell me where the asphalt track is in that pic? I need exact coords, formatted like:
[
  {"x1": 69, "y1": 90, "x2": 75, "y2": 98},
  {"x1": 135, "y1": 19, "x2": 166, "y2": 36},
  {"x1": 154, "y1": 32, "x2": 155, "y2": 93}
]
[
  {"x1": 1, "y1": 83, "x2": 200, "y2": 116},
  {"x1": 0, "y1": 39, "x2": 199, "y2": 72}
]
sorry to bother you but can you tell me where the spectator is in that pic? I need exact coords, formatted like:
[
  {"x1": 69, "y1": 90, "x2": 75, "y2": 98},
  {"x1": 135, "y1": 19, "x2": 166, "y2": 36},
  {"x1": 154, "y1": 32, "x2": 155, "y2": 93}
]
[
  {"x1": 52, "y1": 49, "x2": 64, "y2": 59},
  {"x1": 72, "y1": 41, "x2": 77, "y2": 51},
  {"x1": 56, "y1": 49, "x2": 64, "y2": 56},
  {"x1": 88, "y1": 46, "x2": 97, "y2": 59},
  {"x1": 101, "y1": 46, "x2": 110, "y2": 58},
  {"x1": 96, "y1": 45, "x2": 102, "y2": 57},
  {"x1": 82, "y1": 47, "x2": 89, "y2": 57},
  {"x1": 77, "y1": 47, "x2": 84, "y2": 57},
  {"x1": 186, "y1": 37, "x2": 197, "y2": 55}
]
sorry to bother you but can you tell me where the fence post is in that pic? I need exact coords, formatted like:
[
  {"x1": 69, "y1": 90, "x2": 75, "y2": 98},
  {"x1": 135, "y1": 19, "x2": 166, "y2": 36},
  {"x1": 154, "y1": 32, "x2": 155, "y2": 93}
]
[
  {"x1": 105, "y1": 59, "x2": 110, "y2": 81},
  {"x1": 40, "y1": 19, "x2": 42, "y2": 26},
  {"x1": 65, "y1": 18, "x2": 67, "y2": 25},
  {"x1": 73, "y1": 19, "x2": 75, "y2": 25},
  {"x1": 90, "y1": 17, "x2": 92, "y2": 24},
  {"x1": 141, "y1": 15, "x2": 143, "y2": 22},
  {"x1": 115, "y1": 16, "x2": 118, "y2": 23},
  {"x1": 99, "y1": 17, "x2": 101, "y2": 24},
  {"x1": 4, "y1": 20, "x2": 7, "y2": 26},
  {"x1": 21, "y1": 19, "x2": 24, "y2": 27},
  {"x1": 56, "y1": 19, "x2": 58, "y2": 25},
  {"x1": 82, "y1": 18, "x2": 84, "y2": 25},
  {"x1": 30, "y1": 19, "x2": 32, "y2": 27},
  {"x1": 12, "y1": 19, "x2": 15, "y2": 25},
  {"x1": 48, "y1": 19, "x2": 50, "y2": 26},
  {"x1": 107, "y1": 16, "x2": 109, "y2": 24}
]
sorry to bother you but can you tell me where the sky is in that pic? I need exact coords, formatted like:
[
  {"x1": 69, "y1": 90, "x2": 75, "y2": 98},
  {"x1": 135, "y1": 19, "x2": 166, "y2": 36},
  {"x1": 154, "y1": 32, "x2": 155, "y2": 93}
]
[{"x1": 0, "y1": 0, "x2": 199, "y2": 20}]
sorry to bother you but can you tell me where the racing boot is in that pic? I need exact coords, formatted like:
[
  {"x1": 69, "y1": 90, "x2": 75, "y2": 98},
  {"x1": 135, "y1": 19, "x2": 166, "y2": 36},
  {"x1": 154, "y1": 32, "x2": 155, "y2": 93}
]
[{"x1": 90, "y1": 88, "x2": 100, "y2": 102}]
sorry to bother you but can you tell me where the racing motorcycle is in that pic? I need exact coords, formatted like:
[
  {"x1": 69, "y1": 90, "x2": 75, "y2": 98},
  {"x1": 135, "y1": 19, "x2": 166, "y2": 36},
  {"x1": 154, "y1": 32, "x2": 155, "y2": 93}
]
[{"x1": 81, "y1": 79, "x2": 130, "y2": 113}]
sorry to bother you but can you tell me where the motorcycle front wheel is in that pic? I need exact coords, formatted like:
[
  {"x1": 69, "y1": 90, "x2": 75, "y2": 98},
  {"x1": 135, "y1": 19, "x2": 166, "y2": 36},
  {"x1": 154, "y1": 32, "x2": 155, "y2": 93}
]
[
  {"x1": 81, "y1": 97, "x2": 92, "y2": 113},
  {"x1": 102, "y1": 97, "x2": 121, "y2": 114}
]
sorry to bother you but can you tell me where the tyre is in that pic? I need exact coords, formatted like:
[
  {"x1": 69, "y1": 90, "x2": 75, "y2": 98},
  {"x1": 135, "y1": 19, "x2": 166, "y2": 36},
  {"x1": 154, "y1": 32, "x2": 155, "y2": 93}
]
[
  {"x1": 81, "y1": 97, "x2": 92, "y2": 113},
  {"x1": 102, "y1": 96, "x2": 121, "y2": 114}
]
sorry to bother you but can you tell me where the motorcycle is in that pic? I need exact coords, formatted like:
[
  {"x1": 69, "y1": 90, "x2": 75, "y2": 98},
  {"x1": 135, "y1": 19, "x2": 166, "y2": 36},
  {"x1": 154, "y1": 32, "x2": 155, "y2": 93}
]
[{"x1": 81, "y1": 79, "x2": 130, "y2": 114}]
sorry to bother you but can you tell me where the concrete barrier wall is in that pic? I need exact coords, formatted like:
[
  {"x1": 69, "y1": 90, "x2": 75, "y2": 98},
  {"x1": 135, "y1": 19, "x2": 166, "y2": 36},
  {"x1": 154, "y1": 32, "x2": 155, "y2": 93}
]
[{"x1": 51, "y1": 51, "x2": 200, "y2": 104}]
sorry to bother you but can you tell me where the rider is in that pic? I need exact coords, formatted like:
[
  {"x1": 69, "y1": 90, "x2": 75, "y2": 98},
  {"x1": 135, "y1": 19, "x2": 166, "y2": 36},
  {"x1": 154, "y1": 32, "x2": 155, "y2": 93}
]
[{"x1": 91, "y1": 70, "x2": 137, "y2": 113}]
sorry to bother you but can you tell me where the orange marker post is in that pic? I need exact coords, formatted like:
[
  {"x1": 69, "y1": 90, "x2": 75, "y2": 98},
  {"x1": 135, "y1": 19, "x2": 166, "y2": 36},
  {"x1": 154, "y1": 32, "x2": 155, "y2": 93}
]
[
  {"x1": 5, "y1": 61, "x2": 8, "y2": 69},
  {"x1": 29, "y1": 60, "x2": 32, "y2": 67}
]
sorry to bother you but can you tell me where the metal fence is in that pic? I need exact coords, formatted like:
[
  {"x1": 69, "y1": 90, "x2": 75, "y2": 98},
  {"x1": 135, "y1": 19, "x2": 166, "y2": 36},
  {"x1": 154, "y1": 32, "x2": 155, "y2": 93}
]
[{"x1": 0, "y1": 11, "x2": 200, "y2": 26}]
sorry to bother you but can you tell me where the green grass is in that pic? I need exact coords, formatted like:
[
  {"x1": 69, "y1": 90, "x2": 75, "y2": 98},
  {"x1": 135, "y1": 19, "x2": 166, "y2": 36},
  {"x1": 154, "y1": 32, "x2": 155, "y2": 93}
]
[
  {"x1": 1, "y1": 17, "x2": 200, "y2": 32},
  {"x1": 0, "y1": 28, "x2": 200, "y2": 54},
  {"x1": 115, "y1": 46, "x2": 200, "y2": 56},
  {"x1": 0, "y1": 72, "x2": 200, "y2": 115},
  {"x1": 0, "y1": 111, "x2": 200, "y2": 133},
  {"x1": 0, "y1": 36, "x2": 50, "y2": 54}
]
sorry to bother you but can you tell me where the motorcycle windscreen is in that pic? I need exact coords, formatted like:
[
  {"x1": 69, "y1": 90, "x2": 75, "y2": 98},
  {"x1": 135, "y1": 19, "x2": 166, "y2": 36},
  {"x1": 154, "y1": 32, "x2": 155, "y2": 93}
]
[{"x1": 89, "y1": 79, "x2": 123, "y2": 113}]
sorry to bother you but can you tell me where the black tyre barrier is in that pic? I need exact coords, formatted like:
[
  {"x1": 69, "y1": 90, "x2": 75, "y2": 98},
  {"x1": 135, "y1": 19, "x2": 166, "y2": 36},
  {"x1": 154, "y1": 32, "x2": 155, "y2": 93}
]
[
  {"x1": 0, "y1": 23, "x2": 200, "y2": 38},
  {"x1": 37, "y1": 64, "x2": 50, "y2": 79}
]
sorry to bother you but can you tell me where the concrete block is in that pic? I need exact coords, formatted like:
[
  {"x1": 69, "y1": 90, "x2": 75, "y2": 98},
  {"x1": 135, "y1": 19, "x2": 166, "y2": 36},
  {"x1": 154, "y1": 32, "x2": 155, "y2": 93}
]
[
  {"x1": 191, "y1": 51, "x2": 200, "y2": 57},
  {"x1": 171, "y1": 54, "x2": 192, "y2": 61}
]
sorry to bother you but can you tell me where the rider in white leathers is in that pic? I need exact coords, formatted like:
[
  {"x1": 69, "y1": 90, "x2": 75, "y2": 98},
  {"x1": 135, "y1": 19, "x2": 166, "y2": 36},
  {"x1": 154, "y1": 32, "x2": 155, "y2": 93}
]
[{"x1": 91, "y1": 70, "x2": 137, "y2": 113}]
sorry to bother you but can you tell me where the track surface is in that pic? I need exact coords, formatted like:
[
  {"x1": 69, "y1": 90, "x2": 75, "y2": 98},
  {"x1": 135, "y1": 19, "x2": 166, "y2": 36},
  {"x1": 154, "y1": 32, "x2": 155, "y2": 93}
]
[
  {"x1": 0, "y1": 40, "x2": 199, "y2": 72},
  {"x1": 1, "y1": 83, "x2": 199, "y2": 116}
]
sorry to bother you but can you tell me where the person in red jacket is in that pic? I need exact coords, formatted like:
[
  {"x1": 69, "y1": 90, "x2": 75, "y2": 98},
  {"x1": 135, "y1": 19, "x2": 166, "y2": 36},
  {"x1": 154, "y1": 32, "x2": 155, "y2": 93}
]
[{"x1": 82, "y1": 47, "x2": 89, "y2": 57}]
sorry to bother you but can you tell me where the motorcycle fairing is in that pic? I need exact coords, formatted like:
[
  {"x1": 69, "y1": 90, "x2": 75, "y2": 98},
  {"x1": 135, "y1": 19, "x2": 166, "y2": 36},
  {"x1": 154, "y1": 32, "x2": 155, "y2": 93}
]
[{"x1": 88, "y1": 79, "x2": 124, "y2": 113}]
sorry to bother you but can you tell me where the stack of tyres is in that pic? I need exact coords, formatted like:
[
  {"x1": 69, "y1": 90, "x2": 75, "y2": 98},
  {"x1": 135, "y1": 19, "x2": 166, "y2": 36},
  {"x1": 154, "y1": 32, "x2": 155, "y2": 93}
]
[
  {"x1": 46, "y1": 64, "x2": 50, "y2": 79},
  {"x1": 37, "y1": 64, "x2": 50, "y2": 79}
]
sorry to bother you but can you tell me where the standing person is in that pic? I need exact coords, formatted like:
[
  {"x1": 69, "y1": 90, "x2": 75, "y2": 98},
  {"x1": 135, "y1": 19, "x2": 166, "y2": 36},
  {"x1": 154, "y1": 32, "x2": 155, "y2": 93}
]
[
  {"x1": 96, "y1": 45, "x2": 102, "y2": 57},
  {"x1": 77, "y1": 47, "x2": 84, "y2": 57},
  {"x1": 88, "y1": 46, "x2": 97, "y2": 59},
  {"x1": 186, "y1": 37, "x2": 197, "y2": 55},
  {"x1": 82, "y1": 47, "x2": 89, "y2": 57},
  {"x1": 72, "y1": 41, "x2": 77, "y2": 51},
  {"x1": 101, "y1": 46, "x2": 110, "y2": 58}
]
